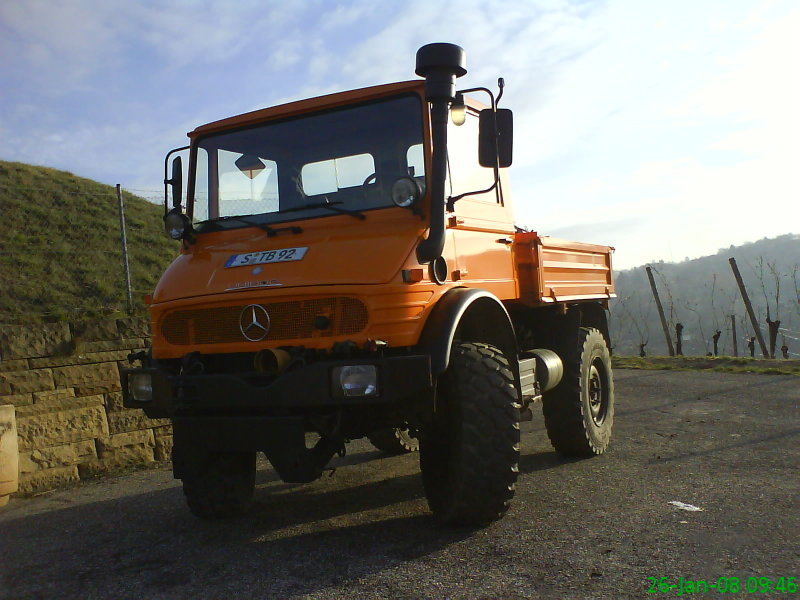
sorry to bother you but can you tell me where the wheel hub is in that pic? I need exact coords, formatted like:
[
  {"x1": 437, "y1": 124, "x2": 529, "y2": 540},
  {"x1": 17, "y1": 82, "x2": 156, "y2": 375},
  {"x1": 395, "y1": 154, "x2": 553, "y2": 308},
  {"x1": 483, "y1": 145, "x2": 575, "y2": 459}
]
[{"x1": 588, "y1": 362, "x2": 606, "y2": 425}]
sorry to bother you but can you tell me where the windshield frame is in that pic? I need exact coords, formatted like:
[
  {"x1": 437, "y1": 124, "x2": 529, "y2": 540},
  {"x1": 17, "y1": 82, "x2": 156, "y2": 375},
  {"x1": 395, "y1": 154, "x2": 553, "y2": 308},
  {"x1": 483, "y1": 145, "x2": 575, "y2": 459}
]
[{"x1": 186, "y1": 89, "x2": 428, "y2": 233}]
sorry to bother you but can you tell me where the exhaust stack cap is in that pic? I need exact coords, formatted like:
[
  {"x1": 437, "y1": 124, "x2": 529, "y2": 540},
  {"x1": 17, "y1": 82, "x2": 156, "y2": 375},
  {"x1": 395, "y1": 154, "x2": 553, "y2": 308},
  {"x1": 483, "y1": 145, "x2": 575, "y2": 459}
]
[{"x1": 415, "y1": 43, "x2": 467, "y2": 101}]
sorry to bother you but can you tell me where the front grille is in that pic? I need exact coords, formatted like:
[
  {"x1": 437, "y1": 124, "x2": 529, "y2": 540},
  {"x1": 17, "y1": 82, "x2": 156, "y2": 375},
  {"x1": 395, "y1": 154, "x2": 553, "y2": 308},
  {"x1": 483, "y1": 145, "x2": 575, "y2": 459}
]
[{"x1": 161, "y1": 297, "x2": 368, "y2": 345}]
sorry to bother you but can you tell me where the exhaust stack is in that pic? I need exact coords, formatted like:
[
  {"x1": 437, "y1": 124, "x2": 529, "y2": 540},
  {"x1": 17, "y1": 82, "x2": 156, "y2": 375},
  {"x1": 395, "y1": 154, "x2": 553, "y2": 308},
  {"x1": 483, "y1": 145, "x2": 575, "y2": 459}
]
[{"x1": 414, "y1": 43, "x2": 466, "y2": 265}]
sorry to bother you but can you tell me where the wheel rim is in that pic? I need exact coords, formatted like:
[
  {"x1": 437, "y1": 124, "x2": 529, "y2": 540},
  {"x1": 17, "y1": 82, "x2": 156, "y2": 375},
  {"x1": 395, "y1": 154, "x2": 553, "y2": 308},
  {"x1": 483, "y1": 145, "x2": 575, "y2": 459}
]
[
  {"x1": 588, "y1": 359, "x2": 608, "y2": 425},
  {"x1": 397, "y1": 427, "x2": 420, "y2": 451}
]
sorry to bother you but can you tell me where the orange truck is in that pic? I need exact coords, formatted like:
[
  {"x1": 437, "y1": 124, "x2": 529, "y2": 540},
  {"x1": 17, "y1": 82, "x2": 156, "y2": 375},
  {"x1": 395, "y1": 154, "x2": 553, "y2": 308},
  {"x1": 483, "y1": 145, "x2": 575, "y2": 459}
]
[{"x1": 122, "y1": 43, "x2": 615, "y2": 525}]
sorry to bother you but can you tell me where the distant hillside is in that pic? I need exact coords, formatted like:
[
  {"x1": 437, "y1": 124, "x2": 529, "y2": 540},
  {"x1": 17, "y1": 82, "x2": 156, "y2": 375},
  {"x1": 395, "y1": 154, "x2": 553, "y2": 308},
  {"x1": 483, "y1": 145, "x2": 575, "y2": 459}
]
[
  {"x1": 612, "y1": 234, "x2": 800, "y2": 357},
  {"x1": 0, "y1": 161, "x2": 177, "y2": 323}
]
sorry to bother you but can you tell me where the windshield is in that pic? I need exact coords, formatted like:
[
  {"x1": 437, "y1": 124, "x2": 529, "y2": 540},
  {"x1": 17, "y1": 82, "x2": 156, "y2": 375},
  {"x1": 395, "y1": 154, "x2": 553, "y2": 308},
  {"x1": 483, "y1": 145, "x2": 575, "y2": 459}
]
[{"x1": 191, "y1": 94, "x2": 425, "y2": 229}]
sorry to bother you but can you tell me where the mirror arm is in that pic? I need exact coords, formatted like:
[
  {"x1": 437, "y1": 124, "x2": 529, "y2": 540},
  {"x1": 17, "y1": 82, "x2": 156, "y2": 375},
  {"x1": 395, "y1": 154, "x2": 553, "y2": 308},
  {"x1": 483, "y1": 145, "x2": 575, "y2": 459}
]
[
  {"x1": 446, "y1": 178, "x2": 499, "y2": 211},
  {"x1": 448, "y1": 82, "x2": 506, "y2": 210},
  {"x1": 455, "y1": 86, "x2": 495, "y2": 111}
]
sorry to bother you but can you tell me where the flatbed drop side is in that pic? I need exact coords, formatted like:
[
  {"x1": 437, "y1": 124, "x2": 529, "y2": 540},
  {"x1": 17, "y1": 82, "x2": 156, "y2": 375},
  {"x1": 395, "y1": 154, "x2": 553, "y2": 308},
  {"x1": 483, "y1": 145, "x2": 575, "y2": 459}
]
[{"x1": 122, "y1": 43, "x2": 616, "y2": 525}]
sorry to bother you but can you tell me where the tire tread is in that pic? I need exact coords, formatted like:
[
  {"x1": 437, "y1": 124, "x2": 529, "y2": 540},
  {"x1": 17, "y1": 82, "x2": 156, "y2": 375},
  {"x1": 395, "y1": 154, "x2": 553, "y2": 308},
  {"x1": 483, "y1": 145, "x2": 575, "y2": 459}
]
[
  {"x1": 421, "y1": 342, "x2": 520, "y2": 525},
  {"x1": 542, "y1": 327, "x2": 614, "y2": 457}
]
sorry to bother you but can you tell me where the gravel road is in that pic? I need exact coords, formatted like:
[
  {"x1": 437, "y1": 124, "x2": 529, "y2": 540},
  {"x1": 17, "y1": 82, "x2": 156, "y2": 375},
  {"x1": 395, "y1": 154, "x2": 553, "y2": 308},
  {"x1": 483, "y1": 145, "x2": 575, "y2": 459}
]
[{"x1": 1, "y1": 369, "x2": 798, "y2": 599}]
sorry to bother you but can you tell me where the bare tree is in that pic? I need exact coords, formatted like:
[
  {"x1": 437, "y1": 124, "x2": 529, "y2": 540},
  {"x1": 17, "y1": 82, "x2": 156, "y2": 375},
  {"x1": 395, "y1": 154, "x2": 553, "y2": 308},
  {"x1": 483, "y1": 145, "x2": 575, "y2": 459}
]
[
  {"x1": 709, "y1": 273, "x2": 720, "y2": 331},
  {"x1": 612, "y1": 293, "x2": 648, "y2": 354},
  {"x1": 718, "y1": 290, "x2": 739, "y2": 355},
  {"x1": 766, "y1": 261, "x2": 782, "y2": 315},
  {"x1": 684, "y1": 301, "x2": 709, "y2": 355},
  {"x1": 793, "y1": 263, "x2": 800, "y2": 318},
  {"x1": 762, "y1": 260, "x2": 782, "y2": 357},
  {"x1": 652, "y1": 266, "x2": 678, "y2": 329}
]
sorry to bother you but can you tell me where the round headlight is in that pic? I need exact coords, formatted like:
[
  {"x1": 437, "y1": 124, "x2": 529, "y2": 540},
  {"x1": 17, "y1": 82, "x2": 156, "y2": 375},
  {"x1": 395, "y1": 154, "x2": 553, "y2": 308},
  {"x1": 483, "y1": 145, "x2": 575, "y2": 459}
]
[
  {"x1": 164, "y1": 211, "x2": 186, "y2": 240},
  {"x1": 391, "y1": 177, "x2": 422, "y2": 208}
]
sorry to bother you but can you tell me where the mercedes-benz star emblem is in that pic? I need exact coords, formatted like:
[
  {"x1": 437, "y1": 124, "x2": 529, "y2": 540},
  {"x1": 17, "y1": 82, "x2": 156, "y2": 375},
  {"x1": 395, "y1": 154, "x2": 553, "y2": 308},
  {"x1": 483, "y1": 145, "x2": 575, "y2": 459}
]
[{"x1": 239, "y1": 304, "x2": 270, "y2": 341}]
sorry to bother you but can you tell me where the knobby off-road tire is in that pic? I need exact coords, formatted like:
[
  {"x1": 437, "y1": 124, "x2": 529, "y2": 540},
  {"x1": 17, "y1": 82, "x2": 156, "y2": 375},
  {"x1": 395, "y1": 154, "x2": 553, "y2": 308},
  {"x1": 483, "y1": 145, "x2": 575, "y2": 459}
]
[
  {"x1": 181, "y1": 452, "x2": 256, "y2": 519},
  {"x1": 420, "y1": 342, "x2": 520, "y2": 526},
  {"x1": 543, "y1": 327, "x2": 614, "y2": 456},
  {"x1": 368, "y1": 426, "x2": 419, "y2": 454}
]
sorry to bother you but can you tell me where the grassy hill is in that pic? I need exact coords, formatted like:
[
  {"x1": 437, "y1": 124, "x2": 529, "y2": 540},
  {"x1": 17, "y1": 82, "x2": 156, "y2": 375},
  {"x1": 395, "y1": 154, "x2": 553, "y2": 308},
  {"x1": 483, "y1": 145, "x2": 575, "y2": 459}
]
[{"x1": 0, "y1": 161, "x2": 177, "y2": 323}]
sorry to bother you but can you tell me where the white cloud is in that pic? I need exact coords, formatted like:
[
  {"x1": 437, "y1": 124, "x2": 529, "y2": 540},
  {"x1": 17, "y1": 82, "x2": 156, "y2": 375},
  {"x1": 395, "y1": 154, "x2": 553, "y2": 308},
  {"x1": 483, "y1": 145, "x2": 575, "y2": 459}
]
[{"x1": 0, "y1": 0, "x2": 120, "y2": 91}]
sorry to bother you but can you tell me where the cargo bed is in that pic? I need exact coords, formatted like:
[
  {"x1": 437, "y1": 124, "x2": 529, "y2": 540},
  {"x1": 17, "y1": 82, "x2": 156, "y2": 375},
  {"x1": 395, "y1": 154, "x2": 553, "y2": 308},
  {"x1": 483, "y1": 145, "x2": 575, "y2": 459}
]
[{"x1": 513, "y1": 232, "x2": 615, "y2": 305}]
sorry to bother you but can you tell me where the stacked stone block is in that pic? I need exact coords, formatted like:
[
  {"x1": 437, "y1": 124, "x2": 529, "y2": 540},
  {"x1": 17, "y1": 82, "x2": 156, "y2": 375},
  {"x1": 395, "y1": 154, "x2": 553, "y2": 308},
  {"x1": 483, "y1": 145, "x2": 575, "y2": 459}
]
[{"x1": 0, "y1": 318, "x2": 170, "y2": 495}]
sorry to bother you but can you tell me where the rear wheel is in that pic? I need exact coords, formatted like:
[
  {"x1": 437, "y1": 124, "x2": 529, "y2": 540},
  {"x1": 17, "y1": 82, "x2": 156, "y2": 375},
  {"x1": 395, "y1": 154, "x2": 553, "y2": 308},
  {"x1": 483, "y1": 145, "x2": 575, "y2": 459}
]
[
  {"x1": 420, "y1": 342, "x2": 520, "y2": 526},
  {"x1": 542, "y1": 327, "x2": 614, "y2": 456},
  {"x1": 181, "y1": 452, "x2": 256, "y2": 519},
  {"x1": 368, "y1": 426, "x2": 419, "y2": 454}
]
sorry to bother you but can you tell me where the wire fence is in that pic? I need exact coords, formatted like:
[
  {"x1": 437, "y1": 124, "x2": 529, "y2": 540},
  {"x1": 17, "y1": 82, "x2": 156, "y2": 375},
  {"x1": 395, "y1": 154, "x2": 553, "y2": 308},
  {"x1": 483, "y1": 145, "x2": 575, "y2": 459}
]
[{"x1": 0, "y1": 185, "x2": 172, "y2": 324}]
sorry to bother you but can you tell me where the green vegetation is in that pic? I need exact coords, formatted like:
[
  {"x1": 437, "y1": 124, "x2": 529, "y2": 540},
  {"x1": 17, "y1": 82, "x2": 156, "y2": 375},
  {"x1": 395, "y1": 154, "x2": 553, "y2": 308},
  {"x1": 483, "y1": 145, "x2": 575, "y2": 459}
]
[
  {"x1": 613, "y1": 355, "x2": 800, "y2": 376},
  {"x1": 0, "y1": 161, "x2": 177, "y2": 323}
]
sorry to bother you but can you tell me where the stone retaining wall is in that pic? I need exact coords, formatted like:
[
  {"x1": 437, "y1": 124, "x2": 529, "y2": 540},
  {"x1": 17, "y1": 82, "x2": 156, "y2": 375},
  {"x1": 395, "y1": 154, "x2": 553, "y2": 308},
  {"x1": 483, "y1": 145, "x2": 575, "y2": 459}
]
[{"x1": 0, "y1": 318, "x2": 169, "y2": 495}]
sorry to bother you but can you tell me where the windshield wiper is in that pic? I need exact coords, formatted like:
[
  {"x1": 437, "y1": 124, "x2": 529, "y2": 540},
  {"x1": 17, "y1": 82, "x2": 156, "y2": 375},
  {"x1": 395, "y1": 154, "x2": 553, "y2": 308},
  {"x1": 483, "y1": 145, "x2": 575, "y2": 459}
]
[
  {"x1": 204, "y1": 215, "x2": 302, "y2": 236},
  {"x1": 280, "y1": 200, "x2": 366, "y2": 220}
]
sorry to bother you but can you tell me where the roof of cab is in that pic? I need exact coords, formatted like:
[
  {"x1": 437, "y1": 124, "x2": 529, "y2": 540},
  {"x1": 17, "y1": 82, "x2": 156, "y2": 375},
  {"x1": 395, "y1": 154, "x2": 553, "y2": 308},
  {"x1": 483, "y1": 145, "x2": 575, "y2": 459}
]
[{"x1": 189, "y1": 80, "x2": 425, "y2": 138}]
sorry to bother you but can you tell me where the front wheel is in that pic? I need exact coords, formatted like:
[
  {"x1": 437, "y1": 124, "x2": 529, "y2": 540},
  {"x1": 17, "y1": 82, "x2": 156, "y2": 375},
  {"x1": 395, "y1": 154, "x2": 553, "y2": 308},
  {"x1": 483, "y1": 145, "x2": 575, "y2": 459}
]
[
  {"x1": 420, "y1": 342, "x2": 521, "y2": 526},
  {"x1": 542, "y1": 327, "x2": 614, "y2": 456}
]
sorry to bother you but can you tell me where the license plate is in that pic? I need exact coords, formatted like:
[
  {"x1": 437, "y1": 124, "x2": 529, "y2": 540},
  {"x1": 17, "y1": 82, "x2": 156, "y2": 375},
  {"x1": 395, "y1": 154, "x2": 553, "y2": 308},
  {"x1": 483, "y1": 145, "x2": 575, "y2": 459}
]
[{"x1": 225, "y1": 246, "x2": 308, "y2": 268}]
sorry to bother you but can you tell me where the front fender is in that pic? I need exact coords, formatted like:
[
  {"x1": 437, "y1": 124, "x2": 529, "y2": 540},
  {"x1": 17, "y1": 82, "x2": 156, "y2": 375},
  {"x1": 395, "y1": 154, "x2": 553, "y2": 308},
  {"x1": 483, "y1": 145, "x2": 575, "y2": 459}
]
[{"x1": 418, "y1": 287, "x2": 518, "y2": 376}]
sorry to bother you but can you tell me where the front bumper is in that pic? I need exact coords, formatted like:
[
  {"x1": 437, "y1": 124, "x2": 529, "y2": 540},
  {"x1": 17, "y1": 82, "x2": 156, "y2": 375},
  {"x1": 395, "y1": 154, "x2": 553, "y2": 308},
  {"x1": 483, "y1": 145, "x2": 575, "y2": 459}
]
[{"x1": 121, "y1": 354, "x2": 432, "y2": 417}]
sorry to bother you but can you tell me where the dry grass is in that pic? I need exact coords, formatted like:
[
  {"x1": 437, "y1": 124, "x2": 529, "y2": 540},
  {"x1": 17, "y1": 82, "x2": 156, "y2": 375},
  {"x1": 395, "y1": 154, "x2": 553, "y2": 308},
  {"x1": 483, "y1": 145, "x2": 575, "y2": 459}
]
[{"x1": 612, "y1": 355, "x2": 800, "y2": 376}]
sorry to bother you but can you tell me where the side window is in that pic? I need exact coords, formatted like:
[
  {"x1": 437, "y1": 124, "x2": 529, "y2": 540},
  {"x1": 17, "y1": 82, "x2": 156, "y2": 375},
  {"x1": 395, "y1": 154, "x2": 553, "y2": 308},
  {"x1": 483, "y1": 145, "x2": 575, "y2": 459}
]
[
  {"x1": 193, "y1": 148, "x2": 209, "y2": 222},
  {"x1": 446, "y1": 111, "x2": 496, "y2": 201},
  {"x1": 301, "y1": 153, "x2": 375, "y2": 196},
  {"x1": 217, "y1": 150, "x2": 279, "y2": 217},
  {"x1": 406, "y1": 144, "x2": 425, "y2": 177}
]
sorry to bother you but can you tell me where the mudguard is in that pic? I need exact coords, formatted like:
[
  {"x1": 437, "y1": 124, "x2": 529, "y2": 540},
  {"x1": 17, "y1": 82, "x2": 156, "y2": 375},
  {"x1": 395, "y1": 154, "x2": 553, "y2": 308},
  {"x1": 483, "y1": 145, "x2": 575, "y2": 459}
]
[{"x1": 418, "y1": 287, "x2": 518, "y2": 376}]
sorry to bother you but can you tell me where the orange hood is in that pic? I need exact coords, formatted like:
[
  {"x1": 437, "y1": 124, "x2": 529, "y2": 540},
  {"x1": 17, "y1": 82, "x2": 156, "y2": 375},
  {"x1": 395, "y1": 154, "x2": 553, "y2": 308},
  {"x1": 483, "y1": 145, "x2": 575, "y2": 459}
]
[{"x1": 152, "y1": 209, "x2": 424, "y2": 304}]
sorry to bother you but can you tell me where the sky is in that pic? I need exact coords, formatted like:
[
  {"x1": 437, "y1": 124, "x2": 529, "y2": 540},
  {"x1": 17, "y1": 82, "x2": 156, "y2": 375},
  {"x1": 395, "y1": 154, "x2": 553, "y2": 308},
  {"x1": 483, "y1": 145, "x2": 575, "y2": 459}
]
[{"x1": 1, "y1": 0, "x2": 798, "y2": 270}]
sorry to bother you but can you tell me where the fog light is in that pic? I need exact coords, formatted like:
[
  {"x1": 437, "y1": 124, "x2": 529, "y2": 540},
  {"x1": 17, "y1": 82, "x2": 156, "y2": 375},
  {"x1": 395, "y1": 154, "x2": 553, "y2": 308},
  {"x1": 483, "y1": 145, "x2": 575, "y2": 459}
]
[
  {"x1": 334, "y1": 365, "x2": 378, "y2": 397},
  {"x1": 128, "y1": 373, "x2": 153, "y2": 402}
]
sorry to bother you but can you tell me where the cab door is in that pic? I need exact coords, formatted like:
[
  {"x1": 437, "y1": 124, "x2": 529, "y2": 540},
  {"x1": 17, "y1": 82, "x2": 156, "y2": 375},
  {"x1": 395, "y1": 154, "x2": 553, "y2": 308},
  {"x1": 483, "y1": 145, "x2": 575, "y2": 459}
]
[{"x1": 445, "y1": 108, "x2": 516, "y2": 300}]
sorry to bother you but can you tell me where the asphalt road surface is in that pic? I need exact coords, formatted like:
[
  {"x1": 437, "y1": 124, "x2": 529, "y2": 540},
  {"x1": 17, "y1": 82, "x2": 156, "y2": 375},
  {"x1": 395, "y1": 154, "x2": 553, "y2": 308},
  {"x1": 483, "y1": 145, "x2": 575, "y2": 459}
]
[{"x1": 1, "y1": 369, "x2": 798, "y2": 599}]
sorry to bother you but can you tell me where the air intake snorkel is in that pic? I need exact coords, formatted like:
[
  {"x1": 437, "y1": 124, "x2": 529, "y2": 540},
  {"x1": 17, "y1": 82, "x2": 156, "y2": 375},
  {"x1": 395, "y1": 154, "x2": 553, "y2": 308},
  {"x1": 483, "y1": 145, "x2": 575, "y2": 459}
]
[{"x1": 414, "y1": 43, "x2": 466, "y2": 265}]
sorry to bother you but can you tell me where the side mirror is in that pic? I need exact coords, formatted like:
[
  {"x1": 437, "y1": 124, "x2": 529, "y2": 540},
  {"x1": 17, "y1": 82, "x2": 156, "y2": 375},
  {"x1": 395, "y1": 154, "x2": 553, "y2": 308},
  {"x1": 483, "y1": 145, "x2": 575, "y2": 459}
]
[
  {"x1": 166, "y1": 156, "x2": 183, "y2": 208},
  {"x1": 478, "y1": 108, "x2": 513, "y2": 168}
]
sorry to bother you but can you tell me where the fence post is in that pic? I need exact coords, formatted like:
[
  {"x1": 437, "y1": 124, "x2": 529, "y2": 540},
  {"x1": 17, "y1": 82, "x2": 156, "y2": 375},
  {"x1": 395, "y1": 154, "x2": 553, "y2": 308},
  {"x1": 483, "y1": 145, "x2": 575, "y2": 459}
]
[
  {"x1": 728, "y1": 257, "x2": 768, "y2": 358},
  {"x1": 730, "y1": 315, "x2": 738, "y2": 357},
  {"x1": 116, "y1": 184, "x2": 134, "y2": 314},
  {"x1": 646, "y1": 266, "x2": 675, "y2": 356}
]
